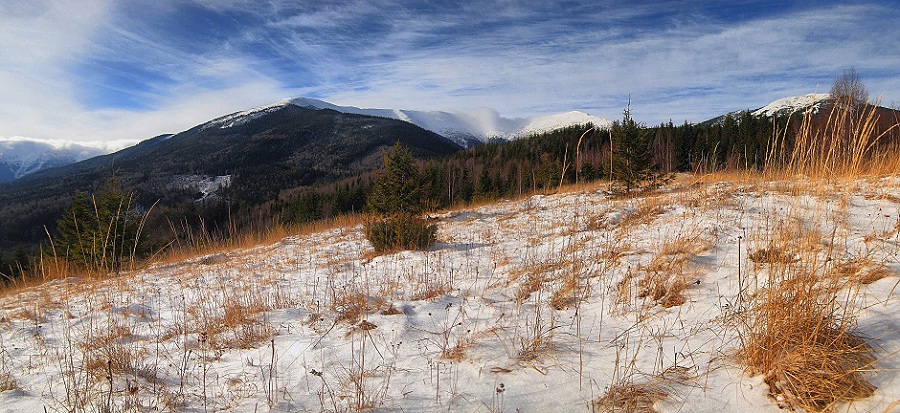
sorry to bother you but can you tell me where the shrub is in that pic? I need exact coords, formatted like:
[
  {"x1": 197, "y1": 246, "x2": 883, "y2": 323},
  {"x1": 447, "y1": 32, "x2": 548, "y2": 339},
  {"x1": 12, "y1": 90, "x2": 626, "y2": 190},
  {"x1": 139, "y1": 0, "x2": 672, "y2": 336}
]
[{"x1": 364, "y1": 214, "x2": 436, "y2": 253}]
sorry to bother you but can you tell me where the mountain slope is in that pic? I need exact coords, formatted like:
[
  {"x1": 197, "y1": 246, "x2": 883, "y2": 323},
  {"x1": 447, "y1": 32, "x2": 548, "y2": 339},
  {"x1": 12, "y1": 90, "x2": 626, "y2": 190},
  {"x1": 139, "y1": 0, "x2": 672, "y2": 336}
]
[
  {"x1": 1, "y1": 178, "x2": 898, "y2": 412},
  {"x1": 0, "y1": 106, "x2": 461, "y2": 250},
  {"x1": 213, "y1": 97, "x2": 612, "y2": 147}
]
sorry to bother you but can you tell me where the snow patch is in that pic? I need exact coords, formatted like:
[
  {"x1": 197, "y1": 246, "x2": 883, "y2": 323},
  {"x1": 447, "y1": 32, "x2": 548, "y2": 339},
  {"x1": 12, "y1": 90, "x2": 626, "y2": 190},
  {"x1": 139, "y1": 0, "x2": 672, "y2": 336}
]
[{"x1": 168, "y1": 174, "x2": 232, "y2": 201}]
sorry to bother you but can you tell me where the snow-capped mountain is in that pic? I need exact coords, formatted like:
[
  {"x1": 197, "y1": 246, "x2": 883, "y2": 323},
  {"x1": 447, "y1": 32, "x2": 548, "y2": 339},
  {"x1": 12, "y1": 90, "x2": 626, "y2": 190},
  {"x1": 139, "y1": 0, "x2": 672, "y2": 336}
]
[
  {"x1": 703, "y1": 93, "x2": 833, "y2": 126},
  {"x1": 0, "y1": 138, "x2": 112, "y2": 182},
  {"x1": 751, "y1": 93, "x2": 831, "y2": 118},
  {"x1": 205, "y1": 98, "x2": 613, "y2": 147}
]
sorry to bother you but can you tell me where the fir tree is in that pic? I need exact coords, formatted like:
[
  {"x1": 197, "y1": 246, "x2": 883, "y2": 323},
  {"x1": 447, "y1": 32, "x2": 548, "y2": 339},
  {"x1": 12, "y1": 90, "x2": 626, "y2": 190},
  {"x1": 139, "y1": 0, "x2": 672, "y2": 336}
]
[
  {"x1": 55, "y1": 180, "x2": 146, "y2": 272},
  {"x1": 364, "y1": 143, "x2": 436, "y2": 252},
  {"x1": 610, "y1": 105, "x2": 669, "y2": 194}
]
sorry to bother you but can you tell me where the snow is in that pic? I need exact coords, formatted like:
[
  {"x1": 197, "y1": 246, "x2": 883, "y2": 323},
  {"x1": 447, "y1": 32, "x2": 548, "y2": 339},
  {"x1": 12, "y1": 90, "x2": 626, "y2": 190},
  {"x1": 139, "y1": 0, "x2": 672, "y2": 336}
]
[
  {"x1": 202, "y1": 100, "x2": 295, "y2": 130},
  {"x1": 292, "y1": 98, "x2": 613, "y2": 146},
  {"x1": 168, "y1": 174, "x2": 232, "y2": 201},
  {"x1": 205, "y1": 97, "x2": 613, "y2": 147},
  {"x1": 751, "y1": 93, "x2": 831, "y2": 118},
  {"x1": 0, "y1": 137, "x2": 138, "y2": 181},
  {"x1": 2, "y1": 177, "x2": 899, "y2": 412}
]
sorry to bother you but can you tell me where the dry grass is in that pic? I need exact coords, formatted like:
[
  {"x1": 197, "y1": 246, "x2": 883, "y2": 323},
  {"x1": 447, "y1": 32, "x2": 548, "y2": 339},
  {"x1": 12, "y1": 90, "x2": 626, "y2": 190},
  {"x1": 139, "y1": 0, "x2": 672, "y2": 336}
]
[
  {"x1": 637, "y1": 270, "x2": 688, "y2": 308},
  {"x1": 593, "y1": 382, "x2": 667, "y2": 413},
  {"x1": 549, "y1": 272, "x2": 584, "y2": 310},
  {"x1": 831, "y1": 258, "x2": 894, "y2": 285},
  {"x1": 738, "y1": 264, "x2": 876, "y2": 412},
  {"x1": 515, "y1": 272, "x2": 546, "y2": 303},
  {"x1": 765, "y1": 97, "x2": 900, "y2": 179},
  {"x1": 618, "y1": 197, "x2": 667, "y2": 230},
  {"x1": 333, "y1": 291, "x2": 376, "y2": 324},
  {"x1": 156, "y1": 214, "x2": 365, "y2": 268},
  {"x1": 624, "y1": 233, "x2": 711, "y2": 309},
  {"x1": 740, "y1": 113, "x2": 884, "y2": 412},
  {"x1": 748, "y1": 246, "x2": 799, "y2": 265},
  {"x1": 440, "y1": 339, "x2": 472, "y2": 362},
  {"x1": 0, "y1": 371, "x2": 17, "y2": 392}
]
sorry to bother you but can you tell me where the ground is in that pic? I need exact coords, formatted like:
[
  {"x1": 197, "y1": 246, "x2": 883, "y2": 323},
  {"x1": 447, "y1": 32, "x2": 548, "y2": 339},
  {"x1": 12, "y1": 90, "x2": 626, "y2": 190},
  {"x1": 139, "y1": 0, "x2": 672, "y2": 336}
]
[{"x1": 1, "y1": 176, "x2": 899, "y2": 412}]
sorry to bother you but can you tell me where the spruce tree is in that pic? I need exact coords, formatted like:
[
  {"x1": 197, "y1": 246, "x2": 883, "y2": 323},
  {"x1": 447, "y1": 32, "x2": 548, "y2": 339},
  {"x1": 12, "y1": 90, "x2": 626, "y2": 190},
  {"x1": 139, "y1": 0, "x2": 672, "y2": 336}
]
[
  {"x1": 364, "y1": 143, "x2": 436, "y2": 252},
  {"x1": 610, "y1": 105, "x2": 668, "y2": 194},
  {"x1": 367, "y1": 142, "x2": 423, "y2": 215},
  {"x1": 55, "y1": 180, "x2": 145, "y2": 272}
]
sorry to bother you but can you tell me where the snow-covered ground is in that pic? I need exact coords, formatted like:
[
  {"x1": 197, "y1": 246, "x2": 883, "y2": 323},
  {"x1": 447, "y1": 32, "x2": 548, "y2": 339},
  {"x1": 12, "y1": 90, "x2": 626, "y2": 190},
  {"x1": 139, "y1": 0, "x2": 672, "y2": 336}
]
[{"x1": 1, "y1": 177, "x2": 899, "y2": 412}]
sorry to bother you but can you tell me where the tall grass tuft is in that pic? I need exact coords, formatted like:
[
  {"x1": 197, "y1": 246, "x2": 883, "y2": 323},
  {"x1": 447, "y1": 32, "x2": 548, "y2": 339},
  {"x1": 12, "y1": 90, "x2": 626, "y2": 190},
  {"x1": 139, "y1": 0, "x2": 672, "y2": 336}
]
[{"x1": 765, "y1": 95, "x2": 900, "y2": 179}]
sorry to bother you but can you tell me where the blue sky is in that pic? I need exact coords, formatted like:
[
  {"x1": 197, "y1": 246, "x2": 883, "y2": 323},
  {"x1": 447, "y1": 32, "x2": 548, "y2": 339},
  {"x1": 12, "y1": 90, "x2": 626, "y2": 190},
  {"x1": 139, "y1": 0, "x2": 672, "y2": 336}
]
[{"x1": 1, "y1": 0, "x2": 898, "y2": 145}]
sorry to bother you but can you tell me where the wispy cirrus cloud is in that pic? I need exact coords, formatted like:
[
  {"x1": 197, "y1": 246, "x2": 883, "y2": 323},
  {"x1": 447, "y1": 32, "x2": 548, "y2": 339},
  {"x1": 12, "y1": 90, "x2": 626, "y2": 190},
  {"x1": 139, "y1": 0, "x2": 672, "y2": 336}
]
[{"x1": 0, "y1": 0, "x2": 897, "y2": 146}]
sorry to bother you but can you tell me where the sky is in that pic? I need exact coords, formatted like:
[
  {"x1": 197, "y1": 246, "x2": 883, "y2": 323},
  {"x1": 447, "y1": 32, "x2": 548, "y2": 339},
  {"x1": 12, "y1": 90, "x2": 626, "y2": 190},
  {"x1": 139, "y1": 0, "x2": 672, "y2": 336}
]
[{"x1": 1, "y1": 0, "x2": 899, "y2": 148}]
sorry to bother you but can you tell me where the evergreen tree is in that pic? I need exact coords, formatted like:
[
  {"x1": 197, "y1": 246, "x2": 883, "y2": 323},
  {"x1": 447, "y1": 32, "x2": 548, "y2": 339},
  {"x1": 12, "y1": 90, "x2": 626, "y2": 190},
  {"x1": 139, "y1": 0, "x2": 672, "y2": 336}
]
[
  {"x1": 364, "y1": 143, "x2": 436, "y2": 252},
  {"x1": 366, "y1": 142, "x2": 424, "y2": 215},
  {"x1": 610, "y1": 106, "x2": 668, "y2": 194},
  {"x1": 283, "y1": 191, "x2": 322, "y2": 224},
  {"x1": 55, "y1": 180, "x2": 146, "y2": 272}
]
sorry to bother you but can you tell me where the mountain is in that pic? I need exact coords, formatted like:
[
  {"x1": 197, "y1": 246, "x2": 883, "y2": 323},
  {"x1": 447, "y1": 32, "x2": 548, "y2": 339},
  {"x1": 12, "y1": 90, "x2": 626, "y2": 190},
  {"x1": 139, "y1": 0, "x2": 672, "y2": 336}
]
[
  {"x1": 749, "y1": 93, "x2": 832, "y2": 118},
  {"x1": 701, "y1": 93, "x2": 833, "y2": 126},
  {"x1": 0, "y1": 99, "x2": 611, "y2": 184},
  {"x1": 0, "y1": 138, "x2": 110, "y2": 183},
  {"x1": 0, "y1": 105, "x2": 462, "y2": 251},
  {"x1": 214, "y1": 97, "x2": 613, "y2": 147}
]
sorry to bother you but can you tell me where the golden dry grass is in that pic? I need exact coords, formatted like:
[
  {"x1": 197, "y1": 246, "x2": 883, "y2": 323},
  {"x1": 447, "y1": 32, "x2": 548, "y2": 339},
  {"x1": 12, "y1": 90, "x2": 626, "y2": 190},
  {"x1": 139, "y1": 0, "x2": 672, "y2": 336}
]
[
  {"x1": 735, "y1": 101, "x2": 895, "y2": 411},
  {"x1": 593, "y1": 383, "x2": 667, "y2": 413},
  {"x1": 738, "y1": 263, "x2": 876, "y2": 412}
]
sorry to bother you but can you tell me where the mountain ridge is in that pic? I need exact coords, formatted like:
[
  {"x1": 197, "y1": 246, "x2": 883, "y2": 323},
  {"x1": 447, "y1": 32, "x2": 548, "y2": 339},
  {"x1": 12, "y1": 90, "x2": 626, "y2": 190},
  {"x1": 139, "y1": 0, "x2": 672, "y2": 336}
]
[
  {"x1": 206, "y1": 97, "x2": 614, "y2": 148},
  {"x1": 0, "y1": 99, "x2": 613, "y2": 181},
  {"x1": 0, "y1": 139, "x2": 109, "y2": 183}
]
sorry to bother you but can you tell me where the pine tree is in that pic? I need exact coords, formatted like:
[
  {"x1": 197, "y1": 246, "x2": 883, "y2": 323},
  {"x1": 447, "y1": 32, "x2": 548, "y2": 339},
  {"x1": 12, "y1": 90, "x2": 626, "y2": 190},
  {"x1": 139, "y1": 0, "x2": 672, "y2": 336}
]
[
  {"x1": 55, "y1": 180, "x2": 146, "y2": 272},
  {"x1": 610, "y1": 105, "x2": 668, "y2": 194},
  {"x1": 364, "y1": 143, "x2": 436, "y2": 252}
]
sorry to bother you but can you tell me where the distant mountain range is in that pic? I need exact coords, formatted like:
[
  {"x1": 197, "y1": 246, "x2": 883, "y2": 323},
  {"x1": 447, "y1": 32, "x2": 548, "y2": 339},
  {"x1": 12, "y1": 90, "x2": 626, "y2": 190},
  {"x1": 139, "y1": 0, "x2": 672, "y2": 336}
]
[
  {"x1": 272, "y1": 98, "x2": 612, "y2": 147},
  {"x1": 0, "y1": 98, "x2": 612, "y2": 182},
  {"x1": 0, "y1": 139, "x2": 106, "y2": 183}
]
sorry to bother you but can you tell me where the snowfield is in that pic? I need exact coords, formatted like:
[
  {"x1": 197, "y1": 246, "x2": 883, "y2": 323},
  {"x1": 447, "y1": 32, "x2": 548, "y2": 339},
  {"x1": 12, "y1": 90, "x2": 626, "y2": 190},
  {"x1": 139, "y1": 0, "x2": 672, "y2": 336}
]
[{"x1": 1, "y1": 177, "x2": 899, "y2": 412}]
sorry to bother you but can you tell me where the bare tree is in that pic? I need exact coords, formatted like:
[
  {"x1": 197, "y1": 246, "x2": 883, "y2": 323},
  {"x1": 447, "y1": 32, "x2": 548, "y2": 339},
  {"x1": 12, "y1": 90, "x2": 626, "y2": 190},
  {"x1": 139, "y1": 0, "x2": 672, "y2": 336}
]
[{"x1": 830, "y1": 67, "x2": 869, "y2": 107}]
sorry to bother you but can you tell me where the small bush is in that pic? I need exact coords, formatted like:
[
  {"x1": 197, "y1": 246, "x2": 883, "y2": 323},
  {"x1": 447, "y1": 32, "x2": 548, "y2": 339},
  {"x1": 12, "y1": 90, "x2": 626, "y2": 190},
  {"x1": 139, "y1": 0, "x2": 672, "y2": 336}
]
[{"x1": 364, "y1": 214, "x2": 437, "y2": 253}]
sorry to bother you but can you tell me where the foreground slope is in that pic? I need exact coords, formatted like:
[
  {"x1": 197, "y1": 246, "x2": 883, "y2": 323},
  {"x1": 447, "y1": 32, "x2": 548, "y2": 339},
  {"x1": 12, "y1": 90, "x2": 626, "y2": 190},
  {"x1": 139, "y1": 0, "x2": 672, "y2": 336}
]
[{"x1": 1, "y1": 177, "x2": 899, "y2": 412}]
